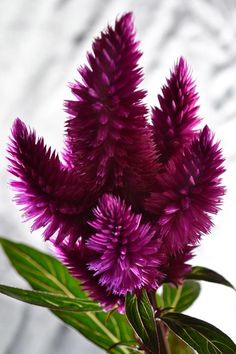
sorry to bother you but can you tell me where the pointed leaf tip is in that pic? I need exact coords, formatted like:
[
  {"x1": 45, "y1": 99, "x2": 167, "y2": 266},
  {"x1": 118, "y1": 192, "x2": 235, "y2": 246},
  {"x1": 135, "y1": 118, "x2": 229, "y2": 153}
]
[
  {"x1": 162, "y1": 313, "x2": 236, "y2": 354},
  {"x1": 186, "y1": 266, "x2": 235, "y2": 290}
]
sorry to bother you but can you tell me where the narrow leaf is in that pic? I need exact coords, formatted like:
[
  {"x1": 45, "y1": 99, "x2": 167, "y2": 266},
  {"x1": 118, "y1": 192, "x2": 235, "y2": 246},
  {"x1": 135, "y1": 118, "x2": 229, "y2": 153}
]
[
  {"x1": 162, "y1": 313, "x2": 236, "y2": 354},
  {"x1": 0, "y1": 238, "x2": 136, "y2": 354},
  {"x1": 0, "y1": 284, "x2": 101, "y2": 312},
  {"x1": 125, "y1": 293, "x2": 151, "y2": 350},
  {"x1": 186, "y1": 266, "x2": 235, "y2": 290},
  {"x1": 0, "y1": 237, "x2": 85, "y2": 297},
  {"x1": 55, "y1": 311, "x2": 139, "y2": 354},
  {"x1": 125, "y1": 291, "x2": 158, "y2": 353},
  {"x1": 137, "y1": 291, "x2": 159, "y2": 351},
  {"x1": 162, "y1": 280, "x2": 201, "y2": 313}
]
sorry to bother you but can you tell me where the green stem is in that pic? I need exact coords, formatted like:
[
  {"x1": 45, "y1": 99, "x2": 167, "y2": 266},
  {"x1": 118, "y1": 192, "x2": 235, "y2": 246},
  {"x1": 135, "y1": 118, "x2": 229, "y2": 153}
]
[
  {"x1": 171, "y1": 284, "x2": 183, "y2": 311},
  {"x1": 148, "y1": 291, "x2": 171, "y2": 354},
  {"x1": 155, "y1": 319, "x2": 171, "y2": 354}
]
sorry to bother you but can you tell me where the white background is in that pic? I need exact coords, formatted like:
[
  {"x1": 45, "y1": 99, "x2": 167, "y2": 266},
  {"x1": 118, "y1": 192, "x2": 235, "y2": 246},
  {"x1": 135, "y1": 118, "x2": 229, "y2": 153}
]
[{"x1": 0, "y1": 0, "x2": 235, "y2": 353}]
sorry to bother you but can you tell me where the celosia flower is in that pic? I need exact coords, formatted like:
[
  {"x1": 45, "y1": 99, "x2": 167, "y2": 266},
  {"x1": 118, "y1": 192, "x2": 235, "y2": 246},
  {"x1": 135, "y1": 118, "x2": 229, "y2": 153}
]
[
  {"x1": 145, "y1": 126, "x2": 225, "y2": 252},
  {"x1": 64, "y1": 12, "x2": 157, "y2": 202},
  {"x1": 7, "y1": 12, "x2": 225, "y2": 311},
  {"x1": 152, "y1": 57, "x2": 200, "y2": 165},
  {"x1": 87, "y1": 194, "x2": 161, "y2": 296}
]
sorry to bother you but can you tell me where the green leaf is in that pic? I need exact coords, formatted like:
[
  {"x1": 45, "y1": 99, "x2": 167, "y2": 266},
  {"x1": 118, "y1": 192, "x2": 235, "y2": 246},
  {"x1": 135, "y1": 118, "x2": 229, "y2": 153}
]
[
  {"x1": 0, "y1": 238, "x2": 137, "y2": 354},
  {"x1": 186, "y1": 266, "x2": 235, "y2": 290},
  {"x1": 162, "y1": 312, "x2": 236, "y2": 354},
  {"x1": 0, "y1": 237, "x2": 85, "y2": 297},
  {"x1": 55, "y1": 310, "x2": 140, "y2": 354},
  {"x1": 156, "y1": 291, "x2": 164, "y2": 308},
  {"x1": 162, "y1": 280, "x2": 201, "y2": 312},
  {"x1": 125, "y1": 291, "x2": 158, "y2": 353},
  {"x1": 168, "y1": 331, "x2": 195, "y2": 354},
  {"x1": 0, "y1": 284, "x2": 101, "y2": 312}
]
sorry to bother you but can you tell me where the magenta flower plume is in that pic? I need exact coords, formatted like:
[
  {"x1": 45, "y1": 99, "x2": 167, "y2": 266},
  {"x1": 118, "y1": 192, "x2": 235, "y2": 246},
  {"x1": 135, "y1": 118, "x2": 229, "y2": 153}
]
[
  {"x1": 56, "y1": 194, "x2": 162, "y2": 310},
  {"x1": 64, "y1": 12, "x2": 156, "y2": 199},
  {"x1": 7, "y1": 118, "x2": 92, "y2": 245},
  {"x1": 87, "y1": 194, "x2": 161, "y2": 295},
  {"x1": 145, "y1": 126, "x2": 225, "y2": 252},
  {"x1": 152, "y1": 57, "x2": 200, "y2": 166},
  {"x1": 7, "y1": 12, "x2": 225, "y2": 310}
]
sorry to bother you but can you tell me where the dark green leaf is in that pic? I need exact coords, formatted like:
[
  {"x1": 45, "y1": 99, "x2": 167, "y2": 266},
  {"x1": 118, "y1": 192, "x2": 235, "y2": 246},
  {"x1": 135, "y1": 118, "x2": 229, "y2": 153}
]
[
  {"x1": 168, "y1": 331, "x2": 195, "y2": 354},
  {"x1": 125, "y1": 292, "x2": 151, "y2": 350},
  {"x1": 0, "y1": 238, "x2": 137, "y2": 354},
  {"x1": 162, "y1": 280, "x2": 201, "y2": 312},
  {"x1": 0, "y1": 284, "x2": 101, "y2": 312},
  {"x1": 186, "y1": 266, "x2": 235, "y2": 290},
  {"x1": 125, "y1": 291, "x2": 158, "y2": 353},
  {"x1": 137, "y1": 291, "x2": 159, "y2": 351},
  {"x1": 162, "y1": 312, "x2": 236, "y2": 354}
]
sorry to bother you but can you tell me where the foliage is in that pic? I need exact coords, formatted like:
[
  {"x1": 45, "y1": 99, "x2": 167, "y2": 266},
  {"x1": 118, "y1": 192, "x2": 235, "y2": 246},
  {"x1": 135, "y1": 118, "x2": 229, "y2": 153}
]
[{"x1": 1, "y1": 238, "x2": 235, "y2": 354}]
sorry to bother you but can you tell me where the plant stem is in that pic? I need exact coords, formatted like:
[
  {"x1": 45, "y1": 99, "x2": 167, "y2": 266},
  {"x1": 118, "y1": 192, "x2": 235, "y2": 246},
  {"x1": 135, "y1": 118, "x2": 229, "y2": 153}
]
[
  {"x1": 155, "y1": 319, "x2": 171, "y2": 354},
  {"x1": 148, "y1": 291, "x2": 171, "y2": 354},
  {"x1": 170, "y1": 284, "x2": 183, "y2": 311}
]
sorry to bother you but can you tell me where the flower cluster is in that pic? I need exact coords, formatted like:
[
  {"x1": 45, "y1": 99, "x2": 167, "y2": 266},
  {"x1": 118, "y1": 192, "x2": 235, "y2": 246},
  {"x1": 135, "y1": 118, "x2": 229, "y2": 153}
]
[{"x1": 8, "y1": 13, "x2": 225, "y2": 311}]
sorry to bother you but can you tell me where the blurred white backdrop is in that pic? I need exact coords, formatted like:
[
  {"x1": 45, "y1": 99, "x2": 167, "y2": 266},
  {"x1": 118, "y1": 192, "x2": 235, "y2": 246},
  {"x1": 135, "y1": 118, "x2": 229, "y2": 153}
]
[{"x1": 0, "y1": 0, "x2": 235, "y2": 353}]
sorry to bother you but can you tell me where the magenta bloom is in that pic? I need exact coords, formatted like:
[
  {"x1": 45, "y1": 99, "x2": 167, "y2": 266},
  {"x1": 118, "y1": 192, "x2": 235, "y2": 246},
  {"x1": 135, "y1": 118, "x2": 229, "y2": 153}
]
[
  {"x1": 8, "y1": 13, "x2": 225, "y2": 311},
  {"x1": 145, "y1": 126, "x2": 225, "y2": 252},
  {"x1": 152, "y1": 57, "x2": 200, "y2": 165},
  {"x1": 87, "y1": 194, "x2": 161, "y2": 296}
]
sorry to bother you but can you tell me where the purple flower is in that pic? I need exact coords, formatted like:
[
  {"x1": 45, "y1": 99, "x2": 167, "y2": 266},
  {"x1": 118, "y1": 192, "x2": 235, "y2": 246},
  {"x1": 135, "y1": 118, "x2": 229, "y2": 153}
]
[
  {"x1": 152, "y1": 57, "x2": 201, "y2": 166},
  {"x1": 56, "y1": 193, "x2": 162, "y2": 311},
  {"x1": 64, "y1": 13, "x2": 157, "y2": 200},
  {"x1": 7, "y1": 118, "x2": 93, "y2": 246},
  {"x1": 7, "y1": 12, "x2": 225, "y2": 310},
  {"x1": 87, "y1": 194, "x2": 161, "y2": 296},
  {"x1": 145, "y1": 126, "x2": 225, "y2": 252}
]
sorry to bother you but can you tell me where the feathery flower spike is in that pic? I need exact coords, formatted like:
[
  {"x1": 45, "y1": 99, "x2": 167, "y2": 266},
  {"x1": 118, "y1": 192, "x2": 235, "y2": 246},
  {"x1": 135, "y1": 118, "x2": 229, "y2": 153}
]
[
  {"x1": 87, "y1": 194, "x2": 161, "y2": 295},
  {"x1": 8, "y1": 118, "x2": 92, "y2": 245},
  {"x1": 152, "y1": 57, "x2": 201, "y2": 166},
  {"x1": 145, "y1": 126, "x2": 225, "y2": 252},
  {"x1": 64, "y1": 13, "x2": 157, "y2": 200}
]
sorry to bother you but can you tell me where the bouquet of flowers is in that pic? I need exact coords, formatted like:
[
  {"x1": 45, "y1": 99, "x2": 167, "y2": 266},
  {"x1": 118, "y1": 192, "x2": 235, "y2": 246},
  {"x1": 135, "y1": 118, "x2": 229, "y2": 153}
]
[{"x1": 1, "y1": 12, "x2": 235, "y2": 354}]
